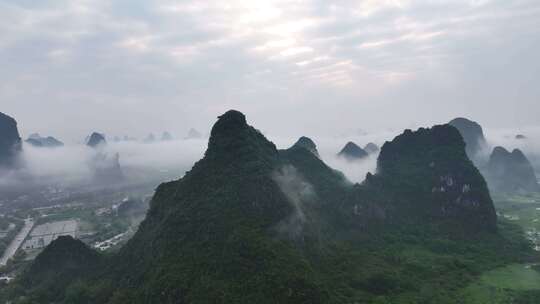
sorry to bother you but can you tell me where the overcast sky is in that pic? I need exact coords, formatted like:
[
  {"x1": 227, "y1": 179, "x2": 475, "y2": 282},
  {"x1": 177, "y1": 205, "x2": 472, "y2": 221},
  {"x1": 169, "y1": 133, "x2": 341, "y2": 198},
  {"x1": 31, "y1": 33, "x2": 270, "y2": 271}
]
[{"x1": 1, "y1": 0, "x2": 539, "y2": 143}]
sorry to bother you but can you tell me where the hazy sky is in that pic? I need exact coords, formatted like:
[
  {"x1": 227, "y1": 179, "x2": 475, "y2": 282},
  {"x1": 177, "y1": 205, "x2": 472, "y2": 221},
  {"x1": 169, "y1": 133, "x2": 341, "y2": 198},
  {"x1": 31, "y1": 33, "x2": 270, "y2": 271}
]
[{"x1": 1, "y1": 0, "x2": 540, "y2": 142}]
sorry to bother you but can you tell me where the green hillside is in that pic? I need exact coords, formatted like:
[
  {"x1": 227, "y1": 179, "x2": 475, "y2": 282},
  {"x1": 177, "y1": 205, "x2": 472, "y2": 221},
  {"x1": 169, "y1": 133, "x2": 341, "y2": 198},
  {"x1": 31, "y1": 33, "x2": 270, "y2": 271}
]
[{"x1": 2, "y1": 110, "x2": 537, "y2": 304}]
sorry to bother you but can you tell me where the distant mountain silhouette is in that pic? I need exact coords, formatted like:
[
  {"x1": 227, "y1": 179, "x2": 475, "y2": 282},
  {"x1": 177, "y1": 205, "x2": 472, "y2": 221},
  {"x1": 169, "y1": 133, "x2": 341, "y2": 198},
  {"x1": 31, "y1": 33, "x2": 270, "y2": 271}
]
[
  {"x1": 86, "y1": 132, "x2": 106, "y2": 148},
  {"x1": 25, "y1": 133, "x2": 64, "y2": 148},
  {"x1": 85, "y1": 132, "x2": 123, "y2": 183},
  {"x1": 485, "y1": 146, "x2": 539, "y2": 193},
  {"x1": 449, "y1": 117, "x2": 487, "y2": 159},
  {"x1": 161, "y1": 131, "x2": 173, "y2": 141},
  {"x1": 364, "y1": 142, "x2": 379, "y2": 154},
  {"x1": 0, "y1": 112, "x2": 22, "y2": 169},
  {"x1": 338, "y1": 142, "x2": 368, "y2": 160},
  {"x1": 90, "y1": 152, "x2": 124, "y2": 184},
  {"x1": 184, "y1": 128, "x2": 202, "y2": 139},
  {"x1": 143, "y1": 133, "x2": 156, "y2": 143}
]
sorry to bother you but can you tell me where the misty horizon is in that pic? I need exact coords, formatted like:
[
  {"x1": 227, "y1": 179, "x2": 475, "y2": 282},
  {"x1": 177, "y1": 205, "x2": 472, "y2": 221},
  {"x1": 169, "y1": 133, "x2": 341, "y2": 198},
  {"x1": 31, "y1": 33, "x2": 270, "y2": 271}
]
[{"x1": 3, "y1": 111, "x2": 540, "y2": 191}]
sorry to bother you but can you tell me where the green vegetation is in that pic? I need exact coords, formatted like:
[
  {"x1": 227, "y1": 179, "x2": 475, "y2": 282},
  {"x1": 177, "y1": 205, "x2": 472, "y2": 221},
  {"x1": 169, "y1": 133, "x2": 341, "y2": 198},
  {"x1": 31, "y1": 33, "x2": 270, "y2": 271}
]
[
  {"x1": 374, "y1": 125, "x2": 496, "y2": 233},
  {"x1": 7, "y1": 236, "x2": 103, "y2": 303},
  {"x1": 0, "y1": 250, "x2": 29, "y2": 278},
  {"x1": 461, "y1": 263, "x2": 540, "y2": 303},
  {"x1": 32, "y1": 198, "x2": 145, "y2": 246},
  {"x1": 492, "y1": 192, "x2": 540, "y2": 230},
  {"x1": 456, "y1": 192, "x2": 540, "y2": 303},
  {"x1": 1, "y1": 111, "x2": 538, "y2": 303},
  {"x1": 477, "y1": 264, "x2": 540, "y2": 290}
]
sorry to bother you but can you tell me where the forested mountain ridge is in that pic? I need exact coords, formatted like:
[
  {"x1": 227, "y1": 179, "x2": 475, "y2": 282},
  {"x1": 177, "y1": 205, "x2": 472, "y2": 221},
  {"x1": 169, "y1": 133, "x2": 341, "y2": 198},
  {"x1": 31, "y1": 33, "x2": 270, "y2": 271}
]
[
  {"x1": 2, "y1": 110, "x2": 534, "y2": 303},
  {"x1": 486, "y1": 146, "x2": 540, "y2": 193},
  {"x1": 449, "y1": 117, "x2": 487, "y2": 159},
  {"x1": 374, "y1": 125, "x2": 497, "y2": 232}
]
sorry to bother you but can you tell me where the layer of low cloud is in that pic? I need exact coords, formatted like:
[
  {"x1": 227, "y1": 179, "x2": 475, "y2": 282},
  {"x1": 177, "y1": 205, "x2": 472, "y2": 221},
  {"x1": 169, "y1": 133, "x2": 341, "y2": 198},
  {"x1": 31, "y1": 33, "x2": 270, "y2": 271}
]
[
  {"x1": 2, "y1": 121, "x2": 539, "y2": 193},
  {"x1": 0, "y1": 139, "x2": 207, "y2": 188}
]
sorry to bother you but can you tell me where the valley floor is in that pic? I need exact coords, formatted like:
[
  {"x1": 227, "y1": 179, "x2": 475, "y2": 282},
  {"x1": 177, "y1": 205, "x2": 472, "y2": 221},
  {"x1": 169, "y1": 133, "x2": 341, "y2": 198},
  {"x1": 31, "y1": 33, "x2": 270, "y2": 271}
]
[{"x1": 460, "y1": 192, "x2": 540, "y2": 303}]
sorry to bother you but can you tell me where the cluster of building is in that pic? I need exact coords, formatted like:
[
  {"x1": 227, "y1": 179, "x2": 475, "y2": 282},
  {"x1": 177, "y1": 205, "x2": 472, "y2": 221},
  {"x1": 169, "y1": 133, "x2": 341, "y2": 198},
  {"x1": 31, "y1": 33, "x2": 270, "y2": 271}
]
[
  {"x1": 23, "y1": 220, "x2": 78, "y2": 250},
  {"x1": 94, "y1": 230, "x2": 127, "y2": 251},
  {"x1": 526, "y1": 228, "x2": 540, "y2": 251},
  {"x1": 94, "y1": 203, "x2": 120, "y2": 217}
]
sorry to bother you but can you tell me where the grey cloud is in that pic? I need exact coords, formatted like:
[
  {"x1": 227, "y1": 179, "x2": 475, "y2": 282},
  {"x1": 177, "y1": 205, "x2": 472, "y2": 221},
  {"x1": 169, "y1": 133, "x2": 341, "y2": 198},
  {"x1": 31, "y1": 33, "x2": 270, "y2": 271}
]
[{"x1": 1, "y1": 0, "x2": 539, "y2": 142}]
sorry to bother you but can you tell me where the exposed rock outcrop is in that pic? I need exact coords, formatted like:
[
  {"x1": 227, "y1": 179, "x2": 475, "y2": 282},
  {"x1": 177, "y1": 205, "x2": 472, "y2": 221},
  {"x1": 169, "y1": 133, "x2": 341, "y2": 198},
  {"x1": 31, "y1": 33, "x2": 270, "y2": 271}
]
[{"x1": 375, "y1": 124, "x2": 497, "y2": 232}]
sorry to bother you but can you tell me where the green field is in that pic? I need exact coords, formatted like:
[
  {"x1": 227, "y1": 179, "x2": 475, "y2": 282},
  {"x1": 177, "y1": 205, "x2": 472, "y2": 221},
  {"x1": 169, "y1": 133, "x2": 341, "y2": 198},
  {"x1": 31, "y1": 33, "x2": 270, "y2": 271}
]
[
  {"x1": 460, "y1": 192, "x2": 540, "y2": 303},
  {"x1": 462, "y1": 264, "x2": 540, "y2": 303},
  {"x1": 479, "y1": 264, "x2": 540, "y2": 290}
]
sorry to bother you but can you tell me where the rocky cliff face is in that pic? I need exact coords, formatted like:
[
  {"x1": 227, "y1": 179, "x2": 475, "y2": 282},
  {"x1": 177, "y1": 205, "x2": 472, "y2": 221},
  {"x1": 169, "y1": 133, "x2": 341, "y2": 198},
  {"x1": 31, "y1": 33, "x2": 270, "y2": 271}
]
[
  {"x1": 486, "y1": 146, "x2": 539, "y2": 193},
  {"x1": 375, "y1": 124, "x2": 497, "y2": 232},
  {"x1": 338, "y1": 142, "x2": 368, "y2": 160},
  {"x1": 449, "y1": 117, "x2": 487, "y2": 159},
  {"x1": 0, "y1": 112, "x2": 22, "y2": 168}
]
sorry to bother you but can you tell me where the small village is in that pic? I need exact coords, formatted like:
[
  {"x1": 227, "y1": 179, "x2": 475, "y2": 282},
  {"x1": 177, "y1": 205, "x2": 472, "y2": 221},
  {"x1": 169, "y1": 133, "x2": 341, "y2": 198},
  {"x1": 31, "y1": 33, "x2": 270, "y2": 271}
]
[{"x1": 0, "y1": 186, "x2": 152, "y2": 282}]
